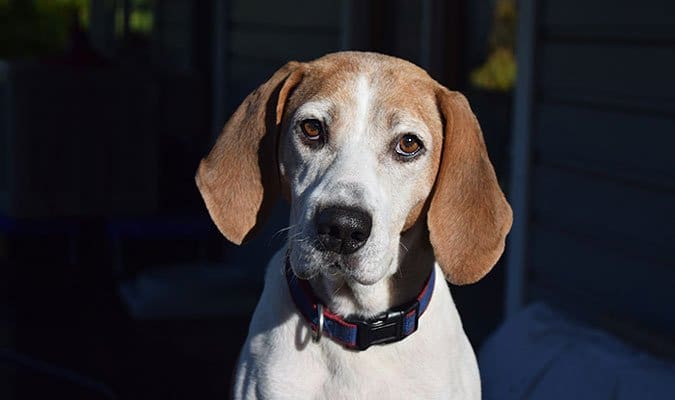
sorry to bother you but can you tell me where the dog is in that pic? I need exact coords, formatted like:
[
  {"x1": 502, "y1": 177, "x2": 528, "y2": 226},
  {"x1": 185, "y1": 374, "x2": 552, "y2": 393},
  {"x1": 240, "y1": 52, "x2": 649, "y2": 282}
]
[{"x1": 196, "y1": 52, "x2": 512, "y2": 399}]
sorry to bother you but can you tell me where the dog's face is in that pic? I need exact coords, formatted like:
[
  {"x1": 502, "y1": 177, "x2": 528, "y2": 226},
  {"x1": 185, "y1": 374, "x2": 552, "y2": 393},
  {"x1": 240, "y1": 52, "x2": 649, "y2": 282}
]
[
  {"x1": 197, "y1": 52, "x2": 512, "y2": 286},
  {"x1": 278, "y1": 59, "x2": 442, "y2": 285}
]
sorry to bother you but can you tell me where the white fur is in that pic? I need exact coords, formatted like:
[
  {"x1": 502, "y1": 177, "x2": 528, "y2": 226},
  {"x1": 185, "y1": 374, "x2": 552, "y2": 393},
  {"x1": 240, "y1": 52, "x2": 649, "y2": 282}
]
[
  {"x1": 233, "y1": 250, "x2": 481, "y2": 400},
  {"x1": 235, "y1": 70, "x2": 481, "y2": 399}
]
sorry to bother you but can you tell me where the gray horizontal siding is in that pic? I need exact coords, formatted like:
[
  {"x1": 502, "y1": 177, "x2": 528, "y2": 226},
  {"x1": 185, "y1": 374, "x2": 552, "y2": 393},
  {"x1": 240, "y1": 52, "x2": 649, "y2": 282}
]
[
  {"x1": 232, "y1": 0, "x2": 341, "y2": 29},
  {"x1": 530, "y1": 224, "x2": 675, "y2": 331},
  {"x1": 532, "y1": 166, "x2": 675, "y2": 263},
  {"x1": 226, "y1": 0, "x2": 342, "y2": 107},
  {"x1": 535, "y1": 104, "x2": 675, "y2": 189},
  {"x1": 518, "y1": 0, "x2": 675, "y2": 334},
  {"x1": 538, "y1": 43, "x2": 675, "y2": 109},
  {"x1": 230, "y1": 30, "x2": 339, "y2": 65},
  {"x1": 541, "y1": 0, "x2": 675, "y2": 29}
]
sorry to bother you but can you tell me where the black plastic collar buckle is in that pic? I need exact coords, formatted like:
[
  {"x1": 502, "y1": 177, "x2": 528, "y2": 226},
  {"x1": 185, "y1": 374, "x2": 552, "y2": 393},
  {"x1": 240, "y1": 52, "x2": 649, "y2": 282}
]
[{"x1": 351, "y1": 300, "x2": 420, "y2": 351}]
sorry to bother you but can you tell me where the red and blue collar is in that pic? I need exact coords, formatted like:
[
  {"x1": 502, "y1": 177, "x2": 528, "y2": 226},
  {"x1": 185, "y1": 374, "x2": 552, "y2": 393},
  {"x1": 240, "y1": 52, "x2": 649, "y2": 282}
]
[{"x1": 285, "y1": 258, "x2": 435, "y2": 351}]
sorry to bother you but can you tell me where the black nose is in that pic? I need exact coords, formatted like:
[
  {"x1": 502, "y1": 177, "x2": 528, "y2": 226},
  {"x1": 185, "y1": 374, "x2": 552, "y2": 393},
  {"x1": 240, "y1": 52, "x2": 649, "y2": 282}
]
[{"x1": 315, "y1": 207, "x2": 372, "y2": 254}]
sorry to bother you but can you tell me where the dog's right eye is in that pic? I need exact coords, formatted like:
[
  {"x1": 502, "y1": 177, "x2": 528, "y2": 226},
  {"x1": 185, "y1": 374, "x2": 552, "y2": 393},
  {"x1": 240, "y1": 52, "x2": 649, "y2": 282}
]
[
  {"x1": 395, "y1": 134, "x2": 424, "y2": 158},
  {"x1": 300, "y1": 119, "x2": 324, "y2": 141}
]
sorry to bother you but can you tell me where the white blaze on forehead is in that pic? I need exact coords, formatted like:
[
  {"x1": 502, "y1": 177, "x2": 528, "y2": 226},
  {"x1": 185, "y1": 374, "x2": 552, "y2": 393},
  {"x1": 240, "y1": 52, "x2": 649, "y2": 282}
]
[
  {"x1": 334, "y1": 74, "x2": 378, "y2": 184},
  {"x1": 353, "y1": 74, "x2": 373, "y2": 139}
]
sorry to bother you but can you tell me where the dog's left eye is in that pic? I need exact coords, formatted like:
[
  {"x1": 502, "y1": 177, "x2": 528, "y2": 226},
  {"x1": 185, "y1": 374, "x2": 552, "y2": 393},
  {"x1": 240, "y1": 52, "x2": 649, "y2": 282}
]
[
  {"x1": 395, "y1": 134, "x2": 423, "y2": 157},
  {"x1": 300, "y1": 119, "x2": 323, "y2": 141}
]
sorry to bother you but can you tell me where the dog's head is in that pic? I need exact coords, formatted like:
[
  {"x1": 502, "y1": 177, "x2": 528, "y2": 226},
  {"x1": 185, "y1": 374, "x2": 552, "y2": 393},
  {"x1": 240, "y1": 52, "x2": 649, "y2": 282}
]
[{"x1": 197, "y1": 52, "x2": 512, "y2": 286}]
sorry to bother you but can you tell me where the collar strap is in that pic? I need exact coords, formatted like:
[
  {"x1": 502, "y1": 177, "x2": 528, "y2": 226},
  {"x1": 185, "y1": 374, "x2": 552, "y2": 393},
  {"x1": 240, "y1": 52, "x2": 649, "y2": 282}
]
[{"x1": 285, "y1": 259, "x2": 435, "y2": 351}]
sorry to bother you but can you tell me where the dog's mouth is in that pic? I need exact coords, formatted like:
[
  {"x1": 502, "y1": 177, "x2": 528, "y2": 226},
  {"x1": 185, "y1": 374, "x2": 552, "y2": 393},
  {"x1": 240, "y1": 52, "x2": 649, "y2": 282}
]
[
  {"x1": 312, "y1": 253, "x2": 356, "y2": 276},
  {"x1": 290, "y1": 242, "x2": 393, "y2": 287},
  {"x1": 327, "y1": 258, "x2": 359, "y2": 274}
]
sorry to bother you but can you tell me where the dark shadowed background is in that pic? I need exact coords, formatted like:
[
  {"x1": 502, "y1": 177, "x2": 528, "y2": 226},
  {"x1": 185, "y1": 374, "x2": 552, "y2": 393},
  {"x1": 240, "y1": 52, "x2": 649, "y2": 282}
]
[{"x1": 1, "y1": 0, "x2": 673, "y2": 399}]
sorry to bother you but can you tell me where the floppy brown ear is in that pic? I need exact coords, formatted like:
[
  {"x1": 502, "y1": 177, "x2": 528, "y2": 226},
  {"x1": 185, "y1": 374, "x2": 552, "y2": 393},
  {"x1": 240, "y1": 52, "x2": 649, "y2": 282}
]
[
  {"x1": 428, "y1": 88, "x2": 513, "y2": 285},
  {"x1": 196, "y1": 62, "x2": 304, "y2": 244}
]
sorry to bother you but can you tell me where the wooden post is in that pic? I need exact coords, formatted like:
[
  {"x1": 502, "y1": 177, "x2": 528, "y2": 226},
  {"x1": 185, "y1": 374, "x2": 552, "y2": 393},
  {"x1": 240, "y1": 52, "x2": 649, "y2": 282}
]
[
  {"x1": 211, "y1": 0, "x2": 229, "y2": 140},
  {"x1": 505, "y1": 0, "x2": 537, "y2": 317}
]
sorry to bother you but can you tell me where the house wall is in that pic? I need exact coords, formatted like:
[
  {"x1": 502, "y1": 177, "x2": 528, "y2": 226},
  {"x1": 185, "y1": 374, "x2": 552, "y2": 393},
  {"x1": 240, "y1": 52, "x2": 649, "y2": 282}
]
[
  {"x1": 513, "y1": 0, "x2": 675, "y2": 337},
  {"x1": 226, "y1": 0, "x2": 343, "y2": 110}
]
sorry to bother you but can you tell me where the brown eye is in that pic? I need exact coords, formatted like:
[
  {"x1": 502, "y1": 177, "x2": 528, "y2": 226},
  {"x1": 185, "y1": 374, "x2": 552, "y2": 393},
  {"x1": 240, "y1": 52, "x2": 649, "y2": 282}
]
[
  {"x1": 300, "y1": 119, "x2": 323, "y2": 141},
  {"x1": 395, "y1": 134, "x2": 423, "y2": 157}
]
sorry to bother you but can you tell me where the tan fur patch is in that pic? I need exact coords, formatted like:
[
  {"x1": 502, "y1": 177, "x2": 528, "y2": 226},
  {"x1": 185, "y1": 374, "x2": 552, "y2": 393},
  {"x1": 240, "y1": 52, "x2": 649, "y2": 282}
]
[
  {"x1": 195, "y1": 62, "x2": 303, "y2": 244},
  {"x1": 427, "y1": 88, "x2": 513, "y2": 284}
]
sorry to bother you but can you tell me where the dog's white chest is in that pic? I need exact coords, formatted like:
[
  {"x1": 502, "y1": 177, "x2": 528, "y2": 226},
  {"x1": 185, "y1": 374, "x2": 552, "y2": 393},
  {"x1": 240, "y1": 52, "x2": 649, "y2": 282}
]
[{"x1": 232, "y1": 253, "x2": 481, "y2": 400}]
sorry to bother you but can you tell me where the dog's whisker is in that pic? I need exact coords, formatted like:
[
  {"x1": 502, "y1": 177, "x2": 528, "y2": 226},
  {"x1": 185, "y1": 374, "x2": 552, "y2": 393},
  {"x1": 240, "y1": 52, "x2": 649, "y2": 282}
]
[
  {"x1": 399, "y1": 241, "x2": 409, "y2": 253},
  {"x1": 287, "y1": 229, "x2": 303, "y2": 238},
  {"x1": 271, "y1": 224, "x2": 296, "y2": 240},
  {"x1": 288, "y1": 231, "x2": 307, "y2": 242},
  {"x1": 292, "y1": 238, "x2": 311, "y2": 246},
  {"x1": 331, "y1": 281, "x2": 346, "y2": 297}
]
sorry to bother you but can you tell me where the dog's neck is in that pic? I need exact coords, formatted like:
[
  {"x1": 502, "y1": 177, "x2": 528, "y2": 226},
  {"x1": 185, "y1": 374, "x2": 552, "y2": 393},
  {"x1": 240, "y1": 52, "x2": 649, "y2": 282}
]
[{"x1": 308, "y1": 219, "x2": 436, "y2": 319}]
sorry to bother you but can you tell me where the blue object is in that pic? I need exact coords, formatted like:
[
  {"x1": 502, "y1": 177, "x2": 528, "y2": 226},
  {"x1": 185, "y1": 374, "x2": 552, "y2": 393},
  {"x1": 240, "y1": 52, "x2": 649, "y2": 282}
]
[{"x1": 479, "y1": 303, "x2": 675, "y2": 400}]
